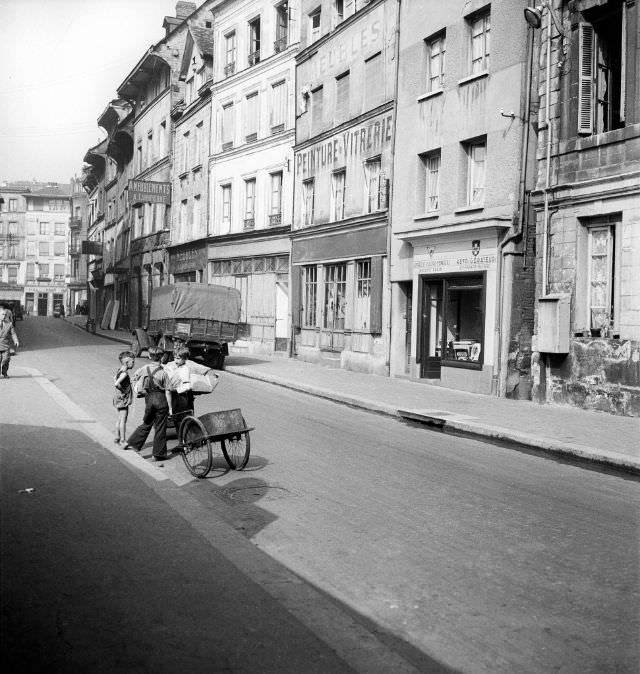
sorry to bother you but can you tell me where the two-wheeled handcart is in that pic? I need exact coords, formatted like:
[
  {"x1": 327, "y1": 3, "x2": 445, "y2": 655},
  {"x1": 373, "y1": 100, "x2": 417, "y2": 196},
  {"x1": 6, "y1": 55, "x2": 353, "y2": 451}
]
[{"x1": 177, "y1": 408, "x2": 253, "y2": 478}]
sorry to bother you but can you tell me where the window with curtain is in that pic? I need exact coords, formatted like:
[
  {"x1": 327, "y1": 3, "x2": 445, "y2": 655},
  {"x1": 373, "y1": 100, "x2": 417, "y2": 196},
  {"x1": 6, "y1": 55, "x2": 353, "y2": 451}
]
[
  {"x1": 426, "y1": 32, "x2": 446, "y2": 92},
  {"x1": 270, "y1": 172, "x2": 283, "y2": 225},
  {"x1": 245, "y1": 92, "x2": 259, "y2": 142},
  {"x1": 469, "y1": 10, "x2": 490, "y2": 74},
  {"x1": 466, "y1": 139, "x2": 486, "y2": 205},
  {"x1": 331, "y1": 169, "x2": 346, "y2": 221},
  {"x1": 303, "y1": 179, "x2": 315, "y2": 225},
  {"x1": 222, "y1": 103, "x2": 234, "y2": 150}
]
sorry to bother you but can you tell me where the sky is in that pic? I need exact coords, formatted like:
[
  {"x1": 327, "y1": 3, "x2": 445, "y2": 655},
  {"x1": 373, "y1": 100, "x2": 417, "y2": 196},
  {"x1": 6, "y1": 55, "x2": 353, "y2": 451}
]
[{"x1": 0, "y1": 0, "x2": 183, "y2": 185}]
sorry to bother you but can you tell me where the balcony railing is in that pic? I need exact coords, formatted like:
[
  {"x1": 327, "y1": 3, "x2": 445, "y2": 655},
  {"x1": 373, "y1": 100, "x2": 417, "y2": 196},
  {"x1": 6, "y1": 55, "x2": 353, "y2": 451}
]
[
  {"x1": 69, "y1": 243, "x2": 82, "y2": 256},
  {"x1": 248, "y1": 50, "x2": 260, "y2": 66},
  {"x1": 69, "y1": 217, "x2": 82, "y2": 229},
  {"x1": 224, "y1": 62, "x2": 235, "y2": 77},
  {"x1": 269, "y1": 213, "x2": 282, "y2": 227},
  {"x1": 243, "y1": 218, "x2": 255, "y2": 231},
  {"x1": 274, "y1": 37, "x2": 287, "y2": 53}
]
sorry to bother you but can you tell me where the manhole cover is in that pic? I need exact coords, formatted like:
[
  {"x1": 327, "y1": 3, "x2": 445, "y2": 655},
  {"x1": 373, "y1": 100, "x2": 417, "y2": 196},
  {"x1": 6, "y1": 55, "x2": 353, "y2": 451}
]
[{"x1": 223, "y1": 485, "x2": 290, "y2": 503}]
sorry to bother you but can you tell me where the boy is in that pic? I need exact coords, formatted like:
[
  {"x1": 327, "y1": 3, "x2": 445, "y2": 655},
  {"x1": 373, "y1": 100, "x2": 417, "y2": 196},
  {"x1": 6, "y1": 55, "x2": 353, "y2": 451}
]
[
  {"x1": 124, "y1": 347, "x2": 173, "y2": 461},
  {"x1": 0, "y1": 306, "x2": 20, "y2": 378}
]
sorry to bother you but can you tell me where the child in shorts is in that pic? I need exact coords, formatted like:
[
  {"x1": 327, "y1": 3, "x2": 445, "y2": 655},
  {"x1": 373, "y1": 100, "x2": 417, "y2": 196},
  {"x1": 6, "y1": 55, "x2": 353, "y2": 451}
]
[{"x1": 113, "y1": 350, "x2": 135, "y2": 445}]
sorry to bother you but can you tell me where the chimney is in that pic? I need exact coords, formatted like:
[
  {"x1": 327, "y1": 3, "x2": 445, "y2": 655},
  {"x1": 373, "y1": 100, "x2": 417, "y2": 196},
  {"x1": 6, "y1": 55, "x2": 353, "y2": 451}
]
[{"x1": 175, "y1": 2, "x2": 196, "y2": 19}]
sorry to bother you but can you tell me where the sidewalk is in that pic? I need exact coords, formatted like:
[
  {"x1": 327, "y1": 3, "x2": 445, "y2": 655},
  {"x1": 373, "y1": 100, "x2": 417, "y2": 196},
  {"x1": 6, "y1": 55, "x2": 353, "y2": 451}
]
[{"x1": 66, "y1": 315, "x2": 640, "y2": 475}]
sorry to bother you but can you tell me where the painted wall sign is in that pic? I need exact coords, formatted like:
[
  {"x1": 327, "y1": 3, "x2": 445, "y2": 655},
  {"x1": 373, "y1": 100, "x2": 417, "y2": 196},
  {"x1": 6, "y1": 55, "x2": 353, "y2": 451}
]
[
  {"x1": 296, "y1": 112, "x2": 394, "y2": 179},
  {"x1": 128, "y1": 180, "x2": 171, "y2": 205},
  {"x1": 169, "y1": 246, "x2": 207, "y2": 274},
  {"x1": 415, "y1": 254, "x2": 497, "y2": 273}
]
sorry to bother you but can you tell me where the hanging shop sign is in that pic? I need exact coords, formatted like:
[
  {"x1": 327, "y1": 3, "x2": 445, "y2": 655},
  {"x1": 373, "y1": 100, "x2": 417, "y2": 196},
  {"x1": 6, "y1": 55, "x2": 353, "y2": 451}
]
[
  {"x1": 128, "y1": 180, "x2": 171, "y2": 206},
  {"x1": 81, "y1": 240, "x2": 103, "y2": 255}
]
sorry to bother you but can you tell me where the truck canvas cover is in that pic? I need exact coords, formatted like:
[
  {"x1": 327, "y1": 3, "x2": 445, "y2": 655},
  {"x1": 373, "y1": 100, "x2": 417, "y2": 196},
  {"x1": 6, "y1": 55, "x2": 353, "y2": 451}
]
[{"x1": 150, "y1": 283, "x2": 241, "y2": 324}]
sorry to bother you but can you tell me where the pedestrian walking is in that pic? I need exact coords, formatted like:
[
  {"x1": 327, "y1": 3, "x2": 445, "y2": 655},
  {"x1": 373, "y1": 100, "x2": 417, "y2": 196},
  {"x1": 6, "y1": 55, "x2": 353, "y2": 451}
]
[
  {"x1": 113, "y1": 350, "x2": 135, "y2": 446},
  {"x1": 124, "y1": 347, "x2": 173, "y2": 461},
  {"x1": 0, "y1": 306, "x2": 20, "y2": 378}
]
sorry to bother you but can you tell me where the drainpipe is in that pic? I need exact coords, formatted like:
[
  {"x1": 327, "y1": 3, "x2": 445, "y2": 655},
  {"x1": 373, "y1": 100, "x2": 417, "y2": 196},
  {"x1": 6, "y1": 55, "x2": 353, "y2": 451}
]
[
  {"x1": 541, "y1": 6, "x2": 552, "y2": 298},
  {"x1": 497, "y1": 24, "x2": 534, "y2": 398},
  {"x1": 385, "y1": 0, "x2": 402, "y2": 377}
]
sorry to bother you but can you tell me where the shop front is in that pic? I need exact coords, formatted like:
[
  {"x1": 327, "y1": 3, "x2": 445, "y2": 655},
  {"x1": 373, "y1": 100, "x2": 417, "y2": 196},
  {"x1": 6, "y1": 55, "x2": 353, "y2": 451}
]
[
  {"x1": 399, "y1": 231, "x2": 500, "y2": 394},
  {"x1": 168, "y1": 241, "x2": 208, "y2": 284}
]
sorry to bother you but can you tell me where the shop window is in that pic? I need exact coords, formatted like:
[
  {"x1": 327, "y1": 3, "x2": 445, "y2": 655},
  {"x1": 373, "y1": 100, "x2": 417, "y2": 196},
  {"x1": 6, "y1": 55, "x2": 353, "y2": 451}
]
[
  {"x1": 353, "y1": 259, "x2": 371, "y2": 330},
  {"x1": 303, "y1": 178, "x2": 315, "y2": 225},
  {"x1": 324, "y1": 263, "x2": 347, "y2": 330},
  {"x1": 468, "y1": 9, "x2": 490, "y2": 75},
  {"x1": 426, "y1": 31, "x2": 446, "y2": 92},
  {"x1": 443, "y1": 276, "x2": 484, "y2": 364},
  {"x1": 309, "y1": 7, "x2": 321, "y2": 43},
  {"x1": 331, "y1": 169, "x2": 346, "y2": 221},
  {"x1": 464, "y1": 138, "x2": 486, "y2": 206},
  {"x1": 578, "y1": 3, "x2": 626, "y2": 135},
  {"x1": 303, "y1": 265, "x2": 318, "y2": 327}
]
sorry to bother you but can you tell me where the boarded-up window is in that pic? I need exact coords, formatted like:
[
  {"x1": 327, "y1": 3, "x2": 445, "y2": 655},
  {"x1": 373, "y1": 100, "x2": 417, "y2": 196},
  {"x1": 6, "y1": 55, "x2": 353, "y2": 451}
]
[
  {"x1": 245, "y1": 92, "x2": 259, "y2": 141},
  {"x1": 364, "y1": 52, "x2": 383, "y2": 110},
  {"x1": 270, "y1": 81, "x2": 286, "y2": 133},
  {"x1": 335, "y1": 71, "x2": 350, "y2": 121}
]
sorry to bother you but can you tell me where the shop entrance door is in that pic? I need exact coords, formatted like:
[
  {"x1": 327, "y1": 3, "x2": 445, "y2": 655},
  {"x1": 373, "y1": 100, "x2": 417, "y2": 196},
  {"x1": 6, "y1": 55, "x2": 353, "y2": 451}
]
[
  {"x1": 419, "y1": 279, "x2": 443, "y2": 378},
  {"x1": 37, "y1": 293, "x2": 48, "y2": 316},
  {"x1": 320, "y1": 263, "x2": 346, "y2": 351}
]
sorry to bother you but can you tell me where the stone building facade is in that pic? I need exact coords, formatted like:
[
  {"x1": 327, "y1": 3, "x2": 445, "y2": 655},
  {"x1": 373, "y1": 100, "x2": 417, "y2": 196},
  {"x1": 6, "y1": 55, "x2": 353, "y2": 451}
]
[
  {"x1": 291, "y1": 0, "x2": 397, "y2": 374},
  {"x1": 530, "y1": 0, "x2": 640, "y2": 415},
  {"x1": 390, "y1": 0, "x2": 537, "y2": 396}
]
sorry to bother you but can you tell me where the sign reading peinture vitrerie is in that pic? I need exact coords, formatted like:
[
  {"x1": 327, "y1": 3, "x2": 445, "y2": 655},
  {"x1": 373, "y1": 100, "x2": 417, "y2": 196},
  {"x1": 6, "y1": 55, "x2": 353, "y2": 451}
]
[
  {"x1": 128, "y1": 180, "x2": 171, "y2": 205},
  {"x1": 296, "y1": 111, "x2": 394, "y2": 179}
]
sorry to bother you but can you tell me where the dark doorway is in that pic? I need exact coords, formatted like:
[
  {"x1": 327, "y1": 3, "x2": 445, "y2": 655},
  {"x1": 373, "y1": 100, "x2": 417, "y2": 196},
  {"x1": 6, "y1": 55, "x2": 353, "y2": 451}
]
[
  {"x1": 419, "y1": 279, "x2": 443, "y2": 378},
  {"x1": 37, "y1": 293, "x2": 48, "y2": 316}
]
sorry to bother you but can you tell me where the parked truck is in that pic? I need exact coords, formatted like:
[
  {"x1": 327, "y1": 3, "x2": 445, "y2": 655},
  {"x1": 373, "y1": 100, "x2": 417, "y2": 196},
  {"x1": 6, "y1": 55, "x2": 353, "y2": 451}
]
[{"x1": 131, "y1": 283, "x2": 242, "y2": 370}]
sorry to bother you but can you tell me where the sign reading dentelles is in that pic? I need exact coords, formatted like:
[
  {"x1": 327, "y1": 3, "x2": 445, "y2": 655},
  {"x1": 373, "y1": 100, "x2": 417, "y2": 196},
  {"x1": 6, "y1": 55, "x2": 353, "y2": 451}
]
[
  {"x1": 296, "y1": 112, "x2": 394, "y2": 179},
  {"x1": 128, "y1": 180, "x2": 171, "y2": 206}
]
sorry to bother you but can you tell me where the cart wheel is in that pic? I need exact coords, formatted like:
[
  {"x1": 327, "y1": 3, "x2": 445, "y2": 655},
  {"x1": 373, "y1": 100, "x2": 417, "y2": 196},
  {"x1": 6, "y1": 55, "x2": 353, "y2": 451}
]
[
  {"x1": 221, "y1": 427, "x2": 250, "y2": 470},
  {"x1": 179, "y1": 416, "x2": 212, "y2": 478}
]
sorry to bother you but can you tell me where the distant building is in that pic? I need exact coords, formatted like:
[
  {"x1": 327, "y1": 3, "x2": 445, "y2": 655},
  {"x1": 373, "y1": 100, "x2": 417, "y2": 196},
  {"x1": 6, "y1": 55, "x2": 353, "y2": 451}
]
[
  {"x1": 68, "y1": 177, "x2": 89, "y2": 314},
  {"x1": 529, "y1": 0, "x2": 640, "y2": 415},
  {"x1": 0, "y1": 180, "x2": 72, "y2": 316},
  {"x1": 291, "y1": 0, "x2": 397, "y2": 374}
]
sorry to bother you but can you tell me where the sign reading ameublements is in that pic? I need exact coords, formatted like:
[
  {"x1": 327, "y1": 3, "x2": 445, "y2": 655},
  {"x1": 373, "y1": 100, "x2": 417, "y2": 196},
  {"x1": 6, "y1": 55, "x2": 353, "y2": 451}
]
[
  {"x1": 415, "y1": 254, "x2": 497, "y2": 273},
  {"x1": 128, "y1": 180, "x2": 171, "y2": 205}
]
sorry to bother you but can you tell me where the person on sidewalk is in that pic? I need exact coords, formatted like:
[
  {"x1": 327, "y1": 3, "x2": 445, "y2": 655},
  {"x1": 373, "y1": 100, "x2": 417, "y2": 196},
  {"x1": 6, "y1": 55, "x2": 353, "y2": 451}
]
[
  {"x1": 124, "y1": 347, "x2": 173, "y2": 461},
  {"x1": 0, "y1": 307, "x2": 20, "y2": 378},
  {"x1": 113, "y1": 350, "x2": 135, "y2": 446}
]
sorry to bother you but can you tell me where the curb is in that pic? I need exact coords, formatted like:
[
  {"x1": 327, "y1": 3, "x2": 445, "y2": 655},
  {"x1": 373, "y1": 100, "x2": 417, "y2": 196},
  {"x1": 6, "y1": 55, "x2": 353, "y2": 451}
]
[{"x1": 226, "y1": 367, "x2": 640, "y2": 477}]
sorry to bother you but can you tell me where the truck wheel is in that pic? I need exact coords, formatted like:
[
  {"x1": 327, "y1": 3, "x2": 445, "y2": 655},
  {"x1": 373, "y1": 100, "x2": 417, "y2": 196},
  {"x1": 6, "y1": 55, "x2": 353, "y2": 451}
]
[{"x1": 213, "y1": 352, "x2": 225, "y2": 370}]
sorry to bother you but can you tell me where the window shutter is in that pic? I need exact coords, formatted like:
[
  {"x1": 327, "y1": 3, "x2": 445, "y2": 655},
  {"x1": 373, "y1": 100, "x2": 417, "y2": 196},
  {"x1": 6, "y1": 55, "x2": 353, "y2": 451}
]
[
  {"x1": 369, "y1": 255, "x2": 383, "y2": 334},
  {"x1": 578, "y1": 23, "x2": 594, "y2": 135},
  {"x1": 291, "y1": 264, "x2": 301, "y2": 329}
]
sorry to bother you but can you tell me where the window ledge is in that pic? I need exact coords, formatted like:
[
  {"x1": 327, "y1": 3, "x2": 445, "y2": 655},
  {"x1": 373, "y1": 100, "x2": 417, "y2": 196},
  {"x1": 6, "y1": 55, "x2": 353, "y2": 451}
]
[
  {"x1": 413, "y1": 211, "x2": 440, "y2": 221},
  {"x1": 178, "y1": 170, "x2": 189, "y2": 180},
  {"x1": 417, "y1": 89, "x2": 443, "y2": 103},
  {"x1": 458, "y1": 71, "x2": 489, "y2": 87},
  {"x1": 454, "y1": 204, "x2": 484, "y2": 214}
]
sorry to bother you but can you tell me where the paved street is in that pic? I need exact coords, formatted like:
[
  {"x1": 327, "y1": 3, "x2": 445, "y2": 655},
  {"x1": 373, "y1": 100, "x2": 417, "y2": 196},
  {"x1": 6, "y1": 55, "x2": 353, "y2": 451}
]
[{"x1": 2, "y1": 317, "x2": 639, "y2": 673}]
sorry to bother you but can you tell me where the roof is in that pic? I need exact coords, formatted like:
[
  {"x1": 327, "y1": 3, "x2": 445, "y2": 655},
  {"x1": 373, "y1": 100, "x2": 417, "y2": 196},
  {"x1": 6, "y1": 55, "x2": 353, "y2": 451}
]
[
  {"x1": 24, "y1": 184, "x2": 72, "y2": 198},
  {"x1": 191, "y1": 26, "x2": 213, "y2": 58}
]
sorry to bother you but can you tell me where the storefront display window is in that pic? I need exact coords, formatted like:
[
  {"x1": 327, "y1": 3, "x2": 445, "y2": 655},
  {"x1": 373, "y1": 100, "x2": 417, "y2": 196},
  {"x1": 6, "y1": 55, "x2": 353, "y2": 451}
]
[
  {"x1": 443, "y1": 275, "x2": 483, "y2": 363},
  {"x1": 324, "y1": 263, "x2": 346, "y2": 330}
]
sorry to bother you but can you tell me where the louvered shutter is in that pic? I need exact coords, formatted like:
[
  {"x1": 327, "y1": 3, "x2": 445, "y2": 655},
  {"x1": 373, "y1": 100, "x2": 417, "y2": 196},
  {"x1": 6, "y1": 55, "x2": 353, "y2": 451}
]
[
  {"x1": 291, "y1": 264, "x2": 301, "y2": 329},
  {"x1": 578, "y1": 23, "x2": 594, "y2": 135},
  {"x1": 369, "y1": 255, "x2": 383, "y2": 334}
]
